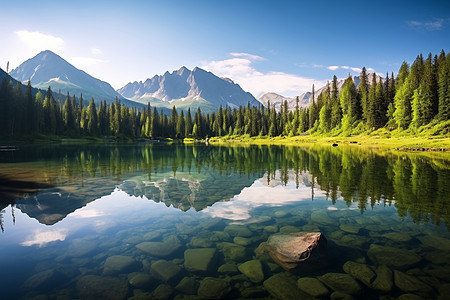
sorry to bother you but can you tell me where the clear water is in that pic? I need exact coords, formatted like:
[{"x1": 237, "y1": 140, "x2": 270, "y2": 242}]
[{"x1": 0, "y1": 143, "x2": 449, "y2": 299}]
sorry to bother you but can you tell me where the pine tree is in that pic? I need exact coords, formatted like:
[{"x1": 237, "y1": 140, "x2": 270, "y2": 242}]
[
  {"x1": 43, "y1": 86, "x2": 57, "y2": 134},
  {"x1": 410, "y1": 86, "x2": 422, "y2": 129},
  {"x1": 234, "y1": 106, "x2": 244, "y2": 135},
  {"x1": 25, "y1": 81, "x2": 35, "y2": 134},
  {"x1": 339, "y1": 76, "x2": 358, "y2": 131},
  {"x1": 86, "y1": 98, "x2": 98, "y2": 135},
  {"x1": 330, "y1": 75, "x2": 341, "y2": 128},
  {"x1": 366, "y1": 73, "x2": 377, "y2": 129},
  {"x1": 35, "y1": 90, "x2": 44, "y2": 133},
  {"x1": 62, "y1": 92, "x2": 75, "y2": 131},
  {"x1": 185, "y1": 108, "x2": 192, "y2": 137},
  {"x1": 309, "y1": 84, "x2": 317, "y2": 129},
  {"x1": 374, "y1": 76, "x2": 386, "y2": 128},
  {"x1": 358, "y1": 67, "x2": 369, "y2": 123},
  {"x1": 437, "y1": 51, "x2": 450, "y2": 120},
  {"x1": 151, "y1": 107, "x2": 159, "y2": 138},
  {"x1": 176, "y1": 110, "x2": 185, "y2": 139},
  {"x1": 318, "y1": 82, "x2": 331, "y2": 132},
  {"x1": 216, "y1": 105, "x2": 223, "y2": 136},
  {"x1": 418, "y1": 53, "x2": 438, "y2": 123}
]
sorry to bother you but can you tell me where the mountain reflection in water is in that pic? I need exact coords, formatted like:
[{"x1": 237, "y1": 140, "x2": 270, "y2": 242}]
[{"x1": 0, "y1": 143, "x2": 449, "y2": 229}]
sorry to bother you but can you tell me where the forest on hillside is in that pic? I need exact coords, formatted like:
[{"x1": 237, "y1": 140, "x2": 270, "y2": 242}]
[{"x1": 0, "y1": 51, "x2": 449, "y2": 139}]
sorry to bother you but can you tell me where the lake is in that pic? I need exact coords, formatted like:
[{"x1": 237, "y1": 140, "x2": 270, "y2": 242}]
[{"x1": 0, "y1": 142, "x2": 449, "y2": 299}]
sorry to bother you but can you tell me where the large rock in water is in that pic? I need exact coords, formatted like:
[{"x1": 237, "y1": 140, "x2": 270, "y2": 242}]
[{"x1": 258, "y1": 232, "x2": 327, "y2": 270}]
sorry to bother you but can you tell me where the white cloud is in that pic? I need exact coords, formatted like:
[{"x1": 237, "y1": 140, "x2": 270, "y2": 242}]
[
  {"x1": 407, "y1": 18, "x2": 445, "y2": 31},
  {"x1": 15, "y1": 30, "x2": 64, "y2": 52},
  {"x1": 316, "y1": 64, "x2": 369, "y2": 75},
  {"x1": 21, "y1": 229, "x2": 68, "y2": 247},
  {"x1": 229, "y1": 52, "x2": 264, "y2": 61},
  {"x1": 91, "y1": 47, "x2": 103, "y2": 55},
  {"x1": 202, "y1": 53, "x2": 324, "y2": 97},
  {"x1": 68, "y1": 56, "x2": 107, "y2": 69}
]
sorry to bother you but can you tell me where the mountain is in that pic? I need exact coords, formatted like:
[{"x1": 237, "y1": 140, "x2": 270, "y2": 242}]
[
  {"x1": 0, "y1": 67, "x2": 43, "y2": 97},
  {"x1": 258, "y1": 92, "x2": 311, "y2": 111},
  {"x1": 258, "y1": 75, "x2": 362, "y2": 111},
  {"x1": 118, "y1": 66, "x2": 259, "y2": 113},
  {"x1": 10, "y1": 50, "x2": 142, "y2": 107}
]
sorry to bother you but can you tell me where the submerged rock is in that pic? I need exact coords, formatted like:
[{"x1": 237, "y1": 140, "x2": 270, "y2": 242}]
[
  {"x1": 153, "y1": 283, "x2": 174, "y2": 300},
  {"x1": 128, "y1": 273, "x2": 156, "y2": 289},
  {"x1": 394, "y1": 270, "x2": 434, "y2": 296},
  {"x1": 102, "y1": 255, "x2": 139, "y2": 275},
  {"x1": 150, "y1": 260, "x2": 183, "y2": 285},
  {"x1": 238, "y1": 260, "x2": 265, "y2": 283},
  {"x1": 418, "y1": 235, "x2": 450, "y2": 251},
  {"x1": 77, "y1": 275, "x2": 129, "y2": 300},
  {"x1": 381, "y1": 232, "x2": 412, "y2": 243},
  {"x1": 241, "y1": 286, "x2": 269, "y2": 298},
  {"x1": 339, "y1": 224, "x2": 361, "y2": 234},
  {"x1": 258, "y1": 232, "x2": 327, "y2": 270},
  {"x1": 398, "y1": 294, "x2": 425, "y2": 300},
  {"x1": 197, "y1": 277, "x2": 232, "y2": 299},
  {"x1": 190, "y1": 237, "x2": 213, "y2": 248},
  {"x1": 343, "y1": 261, "x2": 376, "y2": 287},
  {"x1": 218, "y1": 263, "x2": 239, "y2": 275},
  {"x1": 184, "y1": 248, "x2": 218, "y2": 273},
  {"x1": 330, "y1": 291, "x2": 356, "y2": 300},
  {"x1": 370, "y1": 264, "x2": 393, "y2": 293},
  {"x1": 310, "y1": 211, "x2": 335, "y2": 225},
  {"x1": 297, "y1": 277, "x2": 329, "y2": 297},
  {"x1": 263, "y1": 273, "x2": 306, "y2": 300},
  {"x1": 136, "y1": 236, "x2": 182, "y2": 258},
  {"x1": 219, "y1": 242, "x2": 249, "y2": 262},
  {"x1": 224, "y1": 224, "x2": 253, "y2": 237},
  {"x1": 23, "y1": 269, "x2": 67, "y2": 291},
  {"x1": 319, "y1": 273, "x2": 362, "y2": 295},
  {"x1": 367, "y1": 244, "x2": 421, "y2": 269},
  {"x1": 175, "y1": 277, "x2": 199, "y2": 295},
  {"x1": 233, "y1": 236, "x2": 251, "y2": 246},
  {"x1": 67, "y1": 239, "x2": 97, "y2": 257}
]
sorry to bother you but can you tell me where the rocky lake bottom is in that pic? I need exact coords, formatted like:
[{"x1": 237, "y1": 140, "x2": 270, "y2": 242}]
[{"x1": 1, "y1": 193, "x2": 449, "y2": 300}]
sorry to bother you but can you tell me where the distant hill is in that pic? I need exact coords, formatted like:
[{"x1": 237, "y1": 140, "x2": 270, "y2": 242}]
[
  {"x1": 10, "y1": 50, "x2": 143, "y2": 107},
  {"x1": 258, "y1": 76, "x2": 362, "y2": 111},
  {"x1": 118, "y1": 66, "x2": 259, "y2": 113}
]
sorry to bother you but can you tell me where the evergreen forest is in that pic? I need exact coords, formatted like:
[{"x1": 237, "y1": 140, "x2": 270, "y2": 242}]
[{"x1": 0, "y1": 51, "x2": 449, "y2": 140}]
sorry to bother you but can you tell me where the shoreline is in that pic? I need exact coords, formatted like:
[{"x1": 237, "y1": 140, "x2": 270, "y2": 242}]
[{"x1": 1, "y1": 134, "x2": 449, "y2": 152}]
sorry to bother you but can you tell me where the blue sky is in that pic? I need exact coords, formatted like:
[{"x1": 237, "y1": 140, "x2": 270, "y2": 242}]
[{"x1": 0, "y1": 0, "x2": 448, "y2": 97}]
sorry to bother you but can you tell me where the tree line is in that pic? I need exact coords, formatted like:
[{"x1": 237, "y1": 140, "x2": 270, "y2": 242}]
[{"x1": 0, "y1": 50, "x2": 448, "y2": 139}]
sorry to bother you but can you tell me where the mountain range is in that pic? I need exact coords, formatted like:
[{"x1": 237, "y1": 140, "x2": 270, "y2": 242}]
[
  {"x1": 6, "y1": 50, "x2": 365, "y2": 113},
  {"x1": 117, "y1": 66, "x2": 259, "y2": 113},
  {"x1": 8, "y1": 51, "x2": 259, "y2": 112}
]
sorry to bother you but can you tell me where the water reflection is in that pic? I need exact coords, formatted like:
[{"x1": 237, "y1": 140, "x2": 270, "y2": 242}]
[
  {"x1": 1, "y1": 143, "x2": 450, "y2": 299},
  {"x1": 0, "y1": 143, "x2": 449, "y2": 229}
]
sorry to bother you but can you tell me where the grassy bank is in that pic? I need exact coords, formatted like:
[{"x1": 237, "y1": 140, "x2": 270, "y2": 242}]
[{"x1": 207, "y1": 129, "x2": 450, "y2": 150}]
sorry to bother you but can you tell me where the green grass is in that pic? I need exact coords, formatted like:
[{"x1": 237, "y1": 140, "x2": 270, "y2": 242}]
[{"x1": 209, "y1": 122, "x2": 450, "y2": 150}]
